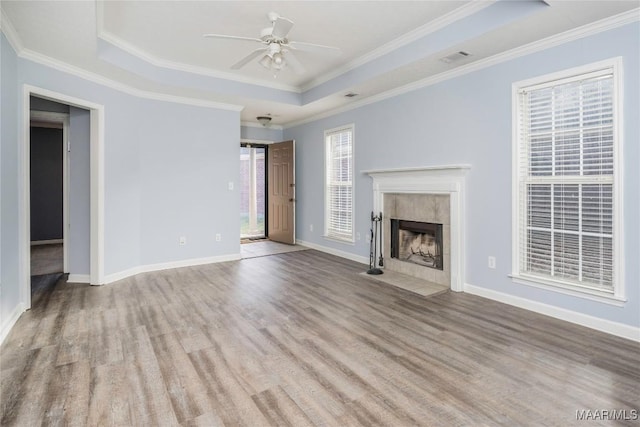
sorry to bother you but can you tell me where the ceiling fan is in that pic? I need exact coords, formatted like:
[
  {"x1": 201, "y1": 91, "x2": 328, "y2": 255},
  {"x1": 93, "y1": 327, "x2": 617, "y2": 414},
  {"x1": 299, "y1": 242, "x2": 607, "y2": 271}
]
[{"x1": 204, "y1": 12, "x2": 340, "y2": 75}]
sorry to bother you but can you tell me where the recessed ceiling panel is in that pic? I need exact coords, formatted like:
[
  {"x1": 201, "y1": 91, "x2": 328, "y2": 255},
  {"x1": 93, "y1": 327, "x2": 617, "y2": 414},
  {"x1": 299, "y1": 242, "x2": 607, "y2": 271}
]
[{"x1": 100, "y1": 1, "x2": 468, "y2": 87}]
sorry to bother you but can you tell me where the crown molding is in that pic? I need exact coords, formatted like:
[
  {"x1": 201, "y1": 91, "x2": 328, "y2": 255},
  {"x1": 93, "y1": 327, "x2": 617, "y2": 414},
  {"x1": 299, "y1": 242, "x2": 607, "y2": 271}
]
[
  {"x1": 95, "y1": 2, "x2": 494, "y2": 96},
  {"x1": 0, "y1": 8, "x2": 23, "y2": 53},
  {"x1": 94, "y1": 0, "x2": 298, "y2": 93},
  {"x1": 5, "y1": 4, "x2": 638, "y2": 126},
  {"x1": 2, "y1": 6, "x2": 244, "y2": 111},
  {"x1": 299, "y1": 1, "x2": 496, "y2": 92},
  {"x1": 17, "y1": 48, "x2": 244, "y2": 112},
  {"x1": 97, "y1": 30, "x2": 301, "y2": 94},
  {"x1": 284, "y1": 7, "x2": 640, "y2": 129}
]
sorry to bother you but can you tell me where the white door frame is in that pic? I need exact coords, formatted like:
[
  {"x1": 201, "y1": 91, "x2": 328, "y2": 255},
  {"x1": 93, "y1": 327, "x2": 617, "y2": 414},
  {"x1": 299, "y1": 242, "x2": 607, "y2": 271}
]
[
  {"x1": 21, "y1": 85, "x2": 105, "y2": 310},
  {"x1": 29, "y1": 111, "x2": 70, "y2": 274}
]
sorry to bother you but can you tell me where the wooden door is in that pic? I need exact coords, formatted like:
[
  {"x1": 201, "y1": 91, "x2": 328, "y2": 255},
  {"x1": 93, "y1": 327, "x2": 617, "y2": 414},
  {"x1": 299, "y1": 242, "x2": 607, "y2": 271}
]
[{"x1": 268, "y1": 140, "x2": 295, "y2": 244}]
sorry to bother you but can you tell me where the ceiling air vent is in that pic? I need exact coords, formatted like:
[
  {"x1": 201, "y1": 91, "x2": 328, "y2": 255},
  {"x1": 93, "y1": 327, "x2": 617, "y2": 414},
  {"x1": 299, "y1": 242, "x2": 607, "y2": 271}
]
[
  {"x1": 440, "y1": 51, "x2": 471, "y2": 64},
  {"x1": 344, "y1": 92, "x2": 359, "y2": 98}
]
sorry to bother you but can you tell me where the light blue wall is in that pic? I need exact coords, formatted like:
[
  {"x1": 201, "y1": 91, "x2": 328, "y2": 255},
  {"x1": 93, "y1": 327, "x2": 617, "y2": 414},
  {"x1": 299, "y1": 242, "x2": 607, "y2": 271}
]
[
  {"x1": 139, "y1": 102, "x2": 240, "y2": 264},
  {"x1": 98, "y1": 39, "x2": 300, "y2": 106},
  {"x1": 241, "y1": 125, "x2": 283, "y2": 142},
  {"x1": 285, "y1": 23, "x2": 640, "y2": 328},
  {"x1": 1, "y1": 33, "x2": 20, "y2": 332},
  {"x1": 101, "y1": 94, "x2": 143, "y2": 275},
  {"x1": 1, "y1": 33, "x2": 242, "y2": 295},
  {"x1": 68, "y1": 106, "x2": 90, "y2": 275},
  {"x1": 18, "y1": 59, "x2": 147, "y2": 277},
  {"x1": 303, "y1": 0, "x2": 548, "y2": 104}
]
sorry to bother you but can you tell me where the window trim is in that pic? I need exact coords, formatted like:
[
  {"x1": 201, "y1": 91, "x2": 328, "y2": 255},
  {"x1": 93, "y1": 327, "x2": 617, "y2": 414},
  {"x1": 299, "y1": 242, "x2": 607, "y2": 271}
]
[
  {"x1": 511, "y1": 57, "x2": 625, "y2": 303},
  {"x1": 324, "y1": 124, "x2": 355, "y2": 243}
]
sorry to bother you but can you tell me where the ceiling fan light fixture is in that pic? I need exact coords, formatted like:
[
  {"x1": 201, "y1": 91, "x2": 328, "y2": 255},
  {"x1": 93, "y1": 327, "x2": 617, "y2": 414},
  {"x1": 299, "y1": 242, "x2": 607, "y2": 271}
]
[
  {"x1": 257, "y1": 116, "x2": 272, "y2": 126},
  {"x1": 259, "y1": 55, "x2": 272, "y2": 70},
  {"x1": 204, "y1": 11, "x2": 340, "y2": 76},
  {"x1": 273, "y1": 58, "x2": 284, "y2": 71}
]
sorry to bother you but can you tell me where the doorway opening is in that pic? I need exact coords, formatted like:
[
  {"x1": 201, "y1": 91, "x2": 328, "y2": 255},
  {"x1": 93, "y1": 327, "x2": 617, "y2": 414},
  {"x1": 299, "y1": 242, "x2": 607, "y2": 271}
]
[
  {"x1": 29, "y1": 110, "x2": 69, "y2": 284},
  {"x1": 239, "y1": 139, "x2": 296, "y2": 258},
  {"x1": 240, "y1": 143, "x2": 267, "y2": 241},
  {"x1": 21, "y1": 85, "x2": 104, "y2": 314},
  {"x1": 29, "y1": 104, "x2": 69, "y2": 298}
]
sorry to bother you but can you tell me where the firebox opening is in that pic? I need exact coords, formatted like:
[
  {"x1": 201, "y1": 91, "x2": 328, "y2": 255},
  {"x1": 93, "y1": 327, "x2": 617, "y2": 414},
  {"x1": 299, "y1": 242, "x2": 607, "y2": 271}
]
[{"x1": 390, "y1": 219, "x2": 443, "y2": 270}]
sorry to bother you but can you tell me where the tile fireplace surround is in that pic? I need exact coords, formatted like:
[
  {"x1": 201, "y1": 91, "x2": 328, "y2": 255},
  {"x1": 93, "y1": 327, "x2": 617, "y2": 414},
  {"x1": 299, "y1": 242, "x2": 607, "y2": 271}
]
[
  {"x1": 365, "y1": 165, "x2": 470, "y2": 292},
  {"x1": 385, "y1": 194, "x2": 450, "y2": 286}
]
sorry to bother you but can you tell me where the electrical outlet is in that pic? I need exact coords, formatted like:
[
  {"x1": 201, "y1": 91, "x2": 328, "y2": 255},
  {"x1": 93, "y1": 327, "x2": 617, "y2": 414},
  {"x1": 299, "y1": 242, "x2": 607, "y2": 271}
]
[
  {"x1": 228, "y1": 181, "x2": 234, "y2": 190},
  {"x1": 179, "y1": 236, "x2": 186, "y2": 246},
  {"x1": 309, "y1": 224, "x2": 314, "y2": 232},
  {"x1": 488, "y1": 256, "x2": 496, "y2": 269},
  {"x1": 356, "y1": 232, "x2": 361, "y2": 241},
  {"x1": 215, "y1": 233, "x2": 221, "y2": 242}
]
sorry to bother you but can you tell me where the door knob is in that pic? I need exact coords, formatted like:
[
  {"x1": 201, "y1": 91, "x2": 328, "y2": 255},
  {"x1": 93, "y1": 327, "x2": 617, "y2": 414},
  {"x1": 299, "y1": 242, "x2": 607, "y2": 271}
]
[{"x1": 289, "y1": 198, "x2": 296, "y2": 202}]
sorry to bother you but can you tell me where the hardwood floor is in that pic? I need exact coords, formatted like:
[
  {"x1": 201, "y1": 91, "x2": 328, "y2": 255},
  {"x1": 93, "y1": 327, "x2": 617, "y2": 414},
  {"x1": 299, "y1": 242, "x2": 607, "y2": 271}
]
[
  {"x1": 240, "y1": 240, "x2": 309, "y2": 259},
  {"x1": 1, "y1": 250, "x2": 638, "y2": 426},
  {"x1": 31, "y1": 243, "x2": 63, "y2": 276}
]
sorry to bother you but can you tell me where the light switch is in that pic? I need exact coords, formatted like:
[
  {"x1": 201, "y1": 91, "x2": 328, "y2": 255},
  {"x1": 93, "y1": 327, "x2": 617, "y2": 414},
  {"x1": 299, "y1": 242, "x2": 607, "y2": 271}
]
[{"x1": 488, "y1": 256, "x2": 496, "y2": 269}]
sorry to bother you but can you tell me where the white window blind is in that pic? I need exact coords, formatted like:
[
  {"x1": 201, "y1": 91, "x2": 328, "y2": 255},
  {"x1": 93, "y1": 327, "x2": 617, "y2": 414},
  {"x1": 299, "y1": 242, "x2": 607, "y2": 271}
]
[
  {"x1": 325, "y1": 125, "x2": 354, "y2": 242},
  {"x1": 515, "y1": 66, "x2": 617, "y2": 294}
]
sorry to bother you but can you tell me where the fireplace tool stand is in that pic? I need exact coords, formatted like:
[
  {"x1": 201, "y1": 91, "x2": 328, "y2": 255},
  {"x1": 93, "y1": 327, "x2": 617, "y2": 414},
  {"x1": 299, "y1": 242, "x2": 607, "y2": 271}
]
[{"x1": 367, "y1": 211, "x2": 384, "y2": 275}]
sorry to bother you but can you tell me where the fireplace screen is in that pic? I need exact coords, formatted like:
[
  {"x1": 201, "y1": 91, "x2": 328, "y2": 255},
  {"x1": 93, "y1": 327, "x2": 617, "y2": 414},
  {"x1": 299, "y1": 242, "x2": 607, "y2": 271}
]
[{"x1": 390, "y1": 219, "x2": 443, "y2": 270}]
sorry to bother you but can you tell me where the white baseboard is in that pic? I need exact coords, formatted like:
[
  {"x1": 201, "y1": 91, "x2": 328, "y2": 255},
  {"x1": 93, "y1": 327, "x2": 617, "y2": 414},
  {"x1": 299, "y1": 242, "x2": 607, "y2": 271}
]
[
  {"x1": 67, "y1": 274, "x2": 90, "y2": 284},
  {"x1": 0, "y1": 302, "x2": 26, "y2": 346},
  {"x1": 464, "y1": 283, "x2": 640, "y2": 342},
  {"x1": 102, "y1": 253, "x2": 242, "y2": 285},
  {"x1": 295, "y1": 239, "x2": 369, "y2": 265}
]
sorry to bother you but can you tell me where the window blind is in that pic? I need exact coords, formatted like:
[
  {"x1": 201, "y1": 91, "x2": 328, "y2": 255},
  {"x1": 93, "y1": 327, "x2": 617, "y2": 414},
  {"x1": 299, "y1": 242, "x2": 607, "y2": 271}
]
[
  {"x1": 517, "y1": 70, "x2": 615, "y2": 292},
  {"x1": 325, "y1": 126, "x2": 354, "y2": 241}
]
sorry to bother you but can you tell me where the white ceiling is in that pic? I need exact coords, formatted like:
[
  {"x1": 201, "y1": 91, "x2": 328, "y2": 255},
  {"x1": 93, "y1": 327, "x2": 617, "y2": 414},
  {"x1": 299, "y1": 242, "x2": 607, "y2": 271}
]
[{"x1": 2, "y1": 1, "x2": 638, "y2": 127}]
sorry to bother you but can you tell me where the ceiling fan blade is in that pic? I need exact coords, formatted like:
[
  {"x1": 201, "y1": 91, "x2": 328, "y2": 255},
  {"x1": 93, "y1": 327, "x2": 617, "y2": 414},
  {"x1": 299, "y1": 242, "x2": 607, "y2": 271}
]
[
  {"x1": 271, "y1": 16, "x2": 294, "y2": 40},
  {"x1": 289, "y1": 41, "x2": 341, "y2": 54},
  {"x1": 203, "y1": 33, "x2": 264, "y2": 43},
  {"x1": 284, "y1": 51, "x2": 305, "y2": 75},
  {"x1": 231, "y1": 48, "x2": 268, "y2": 70}
]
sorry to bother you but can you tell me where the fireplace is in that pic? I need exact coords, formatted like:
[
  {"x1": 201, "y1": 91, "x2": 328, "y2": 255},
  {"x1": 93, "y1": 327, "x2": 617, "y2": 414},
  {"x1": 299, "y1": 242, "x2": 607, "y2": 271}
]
[
  {"x1": 366, "y1": 165, "x2": 469, "y2": 291},
  {"x1": 382, "y1": 193, "x2": 450, "y2": 286},
  {"x1": 390, "y1": 219, "x2": 443, "y2": 270}
]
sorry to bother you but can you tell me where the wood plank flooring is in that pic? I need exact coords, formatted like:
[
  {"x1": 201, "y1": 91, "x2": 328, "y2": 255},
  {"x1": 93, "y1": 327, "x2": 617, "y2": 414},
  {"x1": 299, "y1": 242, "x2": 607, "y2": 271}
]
[
  {"x1": 1, "y1": 250, "x2": 639, "y2": 426},
  {"x1": 30, "y1": 243, "x2": 63, "y2": 276},
  {"x1": 360, "y1": 270, "x2": 448, "y2": 297},
  {"x1": 241, "y1": 240, "x2": 309, "y2": 259}
]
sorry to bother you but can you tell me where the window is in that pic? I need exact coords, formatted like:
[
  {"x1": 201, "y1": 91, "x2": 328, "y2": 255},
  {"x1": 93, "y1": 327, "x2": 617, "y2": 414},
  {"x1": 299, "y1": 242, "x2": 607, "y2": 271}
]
[
  {"x1": 325, "y1": 125, "x2": 354, "y2": 242},
  {"x1": 513, "y1": 59, "x2": 623, "y2": 301}
]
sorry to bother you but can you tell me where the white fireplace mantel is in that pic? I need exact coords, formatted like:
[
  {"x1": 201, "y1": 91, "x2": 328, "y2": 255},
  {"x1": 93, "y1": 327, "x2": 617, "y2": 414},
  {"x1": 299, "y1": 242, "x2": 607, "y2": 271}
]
[{"x1": 364, "y1": 164, "x2": 470, "y2": 292}]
